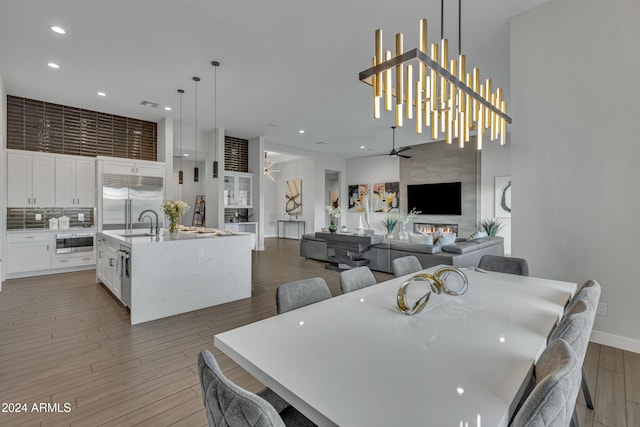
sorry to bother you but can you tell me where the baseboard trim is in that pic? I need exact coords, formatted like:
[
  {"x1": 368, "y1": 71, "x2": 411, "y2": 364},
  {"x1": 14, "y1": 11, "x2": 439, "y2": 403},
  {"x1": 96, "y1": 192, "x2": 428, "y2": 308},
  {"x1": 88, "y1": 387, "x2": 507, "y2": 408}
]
[{"x1": 590, "y1": 330, "x2": 640, "y2": 354}]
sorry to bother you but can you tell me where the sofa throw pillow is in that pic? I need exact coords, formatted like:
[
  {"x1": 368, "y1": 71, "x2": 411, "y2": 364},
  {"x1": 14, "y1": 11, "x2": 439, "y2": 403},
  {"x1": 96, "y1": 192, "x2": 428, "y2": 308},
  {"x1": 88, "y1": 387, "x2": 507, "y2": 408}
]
[
  {"x1": 468, "y1": 230, "x2": 488, "y2": 240},
  {"x1": 409, "y1": 232, "x2": 434, "y2": 245},
  {"x1": 436, "y1": 233, "x2": 457, "y2": 246}
]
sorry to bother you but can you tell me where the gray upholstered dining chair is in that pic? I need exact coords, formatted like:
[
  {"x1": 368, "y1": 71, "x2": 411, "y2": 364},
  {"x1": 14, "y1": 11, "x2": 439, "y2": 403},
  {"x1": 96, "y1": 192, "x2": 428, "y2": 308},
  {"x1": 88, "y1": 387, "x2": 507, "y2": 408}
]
[
  {"x1": 340, "y1": 266, "x2": 377, "y2": 294},
  {"x1": 276, "y1": 277, "x2": 332, "y2": 314},
  {"x1": 391, "y1": 255, "x2": 423, "y2": 277},
  {"x1": 559, "y1": 279, "x2": 601, "y2": 411},
  {"x1": 511, "y1": 339, "x2": 581, "y2": 427},
  {"x1": 478, "y1": 254, "x2": 529, "y2": 276},
  {"x1": 549, "y1": 300, "x2": 594, "y2": 414},
  {"x1": 198, "y1": 350, "x2": 315, "y2": 427}
]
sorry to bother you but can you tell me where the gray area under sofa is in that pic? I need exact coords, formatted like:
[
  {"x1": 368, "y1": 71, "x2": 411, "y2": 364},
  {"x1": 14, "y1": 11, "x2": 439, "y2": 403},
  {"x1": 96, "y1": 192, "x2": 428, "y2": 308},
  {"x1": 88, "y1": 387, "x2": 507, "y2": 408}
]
[{"x1": 300, "y1": 233, "x2": 504, "y2": 273}]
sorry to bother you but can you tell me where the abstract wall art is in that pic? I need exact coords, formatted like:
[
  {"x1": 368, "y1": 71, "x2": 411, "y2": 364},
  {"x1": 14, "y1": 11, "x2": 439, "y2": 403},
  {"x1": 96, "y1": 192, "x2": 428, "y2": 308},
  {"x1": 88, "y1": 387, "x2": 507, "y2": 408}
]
[
  {"x1": 495, "y1": 176, "x2": 511, "y2": 218},
  {"x1": 285, "y1": 179, "x2": 302, "y2": 214},
  {"x1": 348, "y1": 184, "x2": 369, "y2": 212},
  {"x1": 372, "y1": 182, "x2": 399, "y2": 212}
]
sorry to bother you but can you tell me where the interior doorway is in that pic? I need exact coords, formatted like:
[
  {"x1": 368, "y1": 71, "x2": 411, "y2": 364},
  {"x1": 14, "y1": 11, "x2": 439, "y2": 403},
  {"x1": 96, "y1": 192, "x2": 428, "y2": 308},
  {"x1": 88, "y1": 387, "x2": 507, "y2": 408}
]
[{"x1": 325, "y1": 170, "x2": 340, "y2": 228}]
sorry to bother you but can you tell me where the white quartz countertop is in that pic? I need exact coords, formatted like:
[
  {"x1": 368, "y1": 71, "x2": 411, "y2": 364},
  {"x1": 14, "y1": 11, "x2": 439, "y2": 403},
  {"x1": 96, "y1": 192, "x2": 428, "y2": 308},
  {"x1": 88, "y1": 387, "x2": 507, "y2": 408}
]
[{"x1": 99, "y1": 230, "x2": 247, "y2": 245}]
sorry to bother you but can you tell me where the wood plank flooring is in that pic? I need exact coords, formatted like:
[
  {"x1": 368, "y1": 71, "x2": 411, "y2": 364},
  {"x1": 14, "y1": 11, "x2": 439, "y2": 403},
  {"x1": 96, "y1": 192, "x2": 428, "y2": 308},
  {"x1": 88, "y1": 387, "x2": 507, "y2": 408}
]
[{"x1": 0, "y1": 237, "x2": 635, "y2": 426}]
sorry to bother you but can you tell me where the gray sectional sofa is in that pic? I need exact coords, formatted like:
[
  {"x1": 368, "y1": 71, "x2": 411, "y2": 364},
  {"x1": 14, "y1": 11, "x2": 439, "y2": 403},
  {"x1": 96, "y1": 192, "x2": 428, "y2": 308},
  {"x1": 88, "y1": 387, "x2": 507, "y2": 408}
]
[{"x1": 300, "y1": 233, "x2": 504, "y2": 274}]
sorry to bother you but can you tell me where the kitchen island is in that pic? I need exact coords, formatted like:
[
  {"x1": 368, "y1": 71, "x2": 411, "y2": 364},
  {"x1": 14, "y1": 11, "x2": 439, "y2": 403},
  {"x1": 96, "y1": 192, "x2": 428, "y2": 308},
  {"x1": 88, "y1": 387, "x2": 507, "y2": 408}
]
[{"x1": 97, "y1": 230, "x2": 252, "y2": 325}]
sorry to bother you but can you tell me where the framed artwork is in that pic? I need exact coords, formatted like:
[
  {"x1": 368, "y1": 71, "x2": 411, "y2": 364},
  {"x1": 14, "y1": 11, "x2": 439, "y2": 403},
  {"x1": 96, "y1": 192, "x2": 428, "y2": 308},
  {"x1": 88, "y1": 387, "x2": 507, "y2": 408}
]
[
  {"x1": 348, "y1": 184, "x2": 369, "y2": 212},
  {"x1": 329, "y1": 190, "x2": 339, "y2": 208},
  {"x1": 372, "y1": 182, "x2": 399, "y2": 212},
  {"x1": 285, "y1": 179, "x2": 302, "y2": 214},
  {"x1": 495, "y1": 176, "x2": 511, "y2": 218}
]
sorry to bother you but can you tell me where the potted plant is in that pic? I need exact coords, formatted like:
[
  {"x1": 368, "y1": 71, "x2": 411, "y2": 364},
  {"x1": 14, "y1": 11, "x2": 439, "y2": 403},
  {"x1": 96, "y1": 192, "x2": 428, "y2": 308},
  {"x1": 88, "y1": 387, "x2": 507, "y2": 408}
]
[
  {"x1": 325, "y1": 205, "x2": 343, "y2": 233},
  {"x1": 381, "y1": 216, "x2": 398, "y2": 239},
  {"x1": 480, "y1": 218, "x2": 505, "y2": 236}
]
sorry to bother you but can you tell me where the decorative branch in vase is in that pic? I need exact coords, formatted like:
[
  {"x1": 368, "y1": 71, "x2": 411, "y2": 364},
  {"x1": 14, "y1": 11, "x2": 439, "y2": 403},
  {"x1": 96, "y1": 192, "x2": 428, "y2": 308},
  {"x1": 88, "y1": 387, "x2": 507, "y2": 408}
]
[{"x1": 391, "y1": 208, "x2": 421, "y2": 240}]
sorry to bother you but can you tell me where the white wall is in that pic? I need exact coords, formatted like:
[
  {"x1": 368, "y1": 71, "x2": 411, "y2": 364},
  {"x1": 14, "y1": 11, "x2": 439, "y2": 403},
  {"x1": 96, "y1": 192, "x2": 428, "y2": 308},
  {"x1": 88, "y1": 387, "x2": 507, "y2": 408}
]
[
  {"x1": 345, "y1": 156, "x2": 399, "y2": 235},
  {"x1": 511, "y1": 0, "x2": 640, "y2": 352},
  {"x1": 480, "y1": 136, "x2": 512, "y2": 254}
]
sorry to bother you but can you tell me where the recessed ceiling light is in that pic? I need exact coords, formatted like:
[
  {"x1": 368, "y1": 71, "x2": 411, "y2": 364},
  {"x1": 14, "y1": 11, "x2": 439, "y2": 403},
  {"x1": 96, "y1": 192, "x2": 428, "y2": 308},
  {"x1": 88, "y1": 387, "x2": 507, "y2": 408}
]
[
  {"x1": 299, "y1": 129, "x2": 305, "y2": 134},
  {"x1": 360, "y1": 145, "x2": 365, "y2": 149},
  {"x1": 47, "y1": 62, "x2": 60, "y2": 69},
  {"x1": 50, "y1": 26, "x2": 66, "y2": 34},
  {"x1": 97, "y1": 91, "x2": 106, "y2": 97},
  {"x1": 183, "y1": 153, "x2": 189, "y2": 157},
  {"x1": 164, "y1": 106, "x2": 172, "y2": 111}
]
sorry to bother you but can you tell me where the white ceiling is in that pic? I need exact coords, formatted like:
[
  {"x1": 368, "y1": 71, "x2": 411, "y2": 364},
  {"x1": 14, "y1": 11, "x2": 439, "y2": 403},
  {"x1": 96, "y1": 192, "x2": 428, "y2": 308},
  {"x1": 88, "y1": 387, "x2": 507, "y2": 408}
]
[{"x1": 0, "y1": 0, "x2": 547, "y2": 158}]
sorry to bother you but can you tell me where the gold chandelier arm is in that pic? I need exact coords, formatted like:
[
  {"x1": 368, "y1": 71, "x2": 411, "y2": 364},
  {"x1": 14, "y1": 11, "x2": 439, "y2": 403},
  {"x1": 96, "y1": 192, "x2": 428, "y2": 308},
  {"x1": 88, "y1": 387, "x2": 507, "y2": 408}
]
[{"x1": 359, "y1": 47, "x2": 512, "y2": 125}]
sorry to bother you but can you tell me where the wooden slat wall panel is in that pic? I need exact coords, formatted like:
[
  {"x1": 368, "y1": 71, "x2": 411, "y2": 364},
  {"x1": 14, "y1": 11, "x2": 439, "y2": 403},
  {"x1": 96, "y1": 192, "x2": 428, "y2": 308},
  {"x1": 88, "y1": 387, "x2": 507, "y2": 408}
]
[
  {"x1": 224, "y1": 136, "x2": 249, "y2": 172},
  {"x1": 7, "y1": 96, "x2": 25, "y2": 149},
  {"x1": 24, "y1": 98, "x2": 45, "y2": 151},
  {"x1": 6, "y1": 95, "x2": 157, "y2": 160},
  {"x1": 45, "y1": 102, "x2": 64, "y2": 153},
  {"x1": 63, "y1": 106, "x2": 82, "y2": 156},
  {"x1": 112, "y1": 115, "x2": 128, "y2": 159},
  {"x1": 97, "y1": 115, "x2": 114, "y2": 157},
  {"x1": 127, "y1": 119, "x2": 142, "y2": 160},
  {"x1": 80, "y1": 109, "x2": 98, "y2": 157}
]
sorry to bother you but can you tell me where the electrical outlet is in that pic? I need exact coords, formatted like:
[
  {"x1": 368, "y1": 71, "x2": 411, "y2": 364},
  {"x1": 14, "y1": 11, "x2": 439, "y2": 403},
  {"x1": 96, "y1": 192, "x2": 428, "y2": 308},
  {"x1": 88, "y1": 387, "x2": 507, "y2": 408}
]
[
  {"x1": 597, "y1": 303, "x2": 607, "y2": 317},
  {"x1": 78, "y1": 213, "x2": 84, "y2": 221},
  {"x1": 35, "y1": 213, "x2": 42, "y2": 221},
  {"x1": 196, "y1": 249, "x2": 204, "y2": 259}
]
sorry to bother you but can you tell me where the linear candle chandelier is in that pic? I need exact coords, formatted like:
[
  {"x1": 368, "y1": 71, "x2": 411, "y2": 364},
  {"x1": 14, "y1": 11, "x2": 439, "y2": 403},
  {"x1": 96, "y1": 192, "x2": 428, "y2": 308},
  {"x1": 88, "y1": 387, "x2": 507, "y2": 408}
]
[{"x1": 358, "y1": 2, "x2": 512, "y2": 149}]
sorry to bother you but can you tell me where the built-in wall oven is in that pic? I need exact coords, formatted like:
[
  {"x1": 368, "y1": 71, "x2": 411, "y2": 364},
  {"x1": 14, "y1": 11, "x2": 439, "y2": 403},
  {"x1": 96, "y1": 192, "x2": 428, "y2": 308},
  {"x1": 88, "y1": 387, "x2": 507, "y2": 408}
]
[{"x1": 55, "y1": 232, "x2": 95, "y2": 254}]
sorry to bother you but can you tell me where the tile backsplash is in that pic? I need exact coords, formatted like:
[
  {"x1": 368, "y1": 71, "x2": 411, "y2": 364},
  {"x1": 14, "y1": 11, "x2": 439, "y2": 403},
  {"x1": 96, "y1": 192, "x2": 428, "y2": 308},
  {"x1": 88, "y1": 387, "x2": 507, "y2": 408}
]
[{"x1": 7, "y1": 207, "x2": 95, "y2": 230}]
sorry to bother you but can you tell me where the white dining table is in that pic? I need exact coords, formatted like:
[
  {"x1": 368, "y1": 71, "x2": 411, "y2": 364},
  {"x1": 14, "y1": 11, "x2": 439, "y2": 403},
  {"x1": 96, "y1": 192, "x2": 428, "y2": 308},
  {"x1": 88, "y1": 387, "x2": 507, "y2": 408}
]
[{"x1": 214, "y1": 266, "x2": 577, "y2": 427}]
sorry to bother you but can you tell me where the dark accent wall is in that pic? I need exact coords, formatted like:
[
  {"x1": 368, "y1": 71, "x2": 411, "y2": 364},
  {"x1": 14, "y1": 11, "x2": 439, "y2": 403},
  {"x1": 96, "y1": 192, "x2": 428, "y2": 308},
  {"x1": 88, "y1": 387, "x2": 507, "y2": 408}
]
[
  {"x1": 6, "y1": 95, "x2": 157, "y2": 160},
  {"x1": 224, "y1": 136, "x2": 248, "y2": 172}
]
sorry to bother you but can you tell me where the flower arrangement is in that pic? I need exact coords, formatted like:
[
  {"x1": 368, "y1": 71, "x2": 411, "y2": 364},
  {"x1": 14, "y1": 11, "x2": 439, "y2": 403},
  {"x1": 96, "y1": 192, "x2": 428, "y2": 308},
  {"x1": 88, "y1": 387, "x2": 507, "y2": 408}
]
[
  {"x1": 163, "y1": 200, "x2": 190, "y2": 232},
  {"x1": 325, "y1": 205, "x2": 343, "y2": 230}
]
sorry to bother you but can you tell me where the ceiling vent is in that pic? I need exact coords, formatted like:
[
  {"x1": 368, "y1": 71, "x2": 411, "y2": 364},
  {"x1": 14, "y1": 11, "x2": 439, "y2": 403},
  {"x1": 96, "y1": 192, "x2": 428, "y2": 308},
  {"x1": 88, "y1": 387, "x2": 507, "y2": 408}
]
[{"x1": 140, "y1": 100, "x2": 159, "y2": 108}]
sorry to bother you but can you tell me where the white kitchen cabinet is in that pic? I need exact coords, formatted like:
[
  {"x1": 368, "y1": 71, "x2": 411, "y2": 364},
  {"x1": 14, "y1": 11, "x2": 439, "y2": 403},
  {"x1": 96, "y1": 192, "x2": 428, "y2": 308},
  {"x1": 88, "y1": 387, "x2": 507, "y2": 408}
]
[
  {"x1": 55, "y1": 156, "x2": 96, "y2": 207},
  {"x1": 7, "y1": 151, "x2": 55, "y2": 207},
  {"x1": 223, "y1": 172, "x2": 253, "y2": 208},
  {"x1": 103, "y1": 158, "x2": 164, "y2": 177},
  {"x1": 96, "y1": 236, "x2": 122, "y2": 302},
  {"x1": 6, "y1": 233, "x2": 53, "y2": 273}
]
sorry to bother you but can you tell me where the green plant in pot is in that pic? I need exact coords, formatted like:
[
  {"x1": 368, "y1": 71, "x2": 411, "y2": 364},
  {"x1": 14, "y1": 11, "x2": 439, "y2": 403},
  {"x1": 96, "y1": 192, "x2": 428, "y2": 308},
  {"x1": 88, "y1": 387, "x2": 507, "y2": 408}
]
[
  {"x1": 381, "y1": 216, "x2": 398, "y2": 238},
  {"x1": 480, "y1": 218, "x2": 505, "y2": 236}
]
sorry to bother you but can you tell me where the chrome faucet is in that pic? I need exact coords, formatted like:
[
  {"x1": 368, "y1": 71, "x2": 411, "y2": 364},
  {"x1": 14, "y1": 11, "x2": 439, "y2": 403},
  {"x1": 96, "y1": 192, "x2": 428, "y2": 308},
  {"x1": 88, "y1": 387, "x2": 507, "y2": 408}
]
[{"x1": 138, "y1": 209, "x2": 160, "y2": 235}]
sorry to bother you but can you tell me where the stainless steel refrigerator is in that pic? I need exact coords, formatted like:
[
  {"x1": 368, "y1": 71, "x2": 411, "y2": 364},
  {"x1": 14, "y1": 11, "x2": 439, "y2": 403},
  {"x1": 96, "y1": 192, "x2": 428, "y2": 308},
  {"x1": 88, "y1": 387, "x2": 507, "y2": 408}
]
[{"x1": 102, "y1": 174, "x2": 164, "y2": 230}]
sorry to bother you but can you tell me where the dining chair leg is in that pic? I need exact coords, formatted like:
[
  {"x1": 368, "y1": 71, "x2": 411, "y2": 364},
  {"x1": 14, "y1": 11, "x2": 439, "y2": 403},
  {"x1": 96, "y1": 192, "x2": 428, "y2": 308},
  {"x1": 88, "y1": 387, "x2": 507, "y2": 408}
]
[
  {"x1": 571, "y1": 406, "x2": 580, "y2": 427},
  {"x1": 581, "y1": 367, "x2": 594, "y2": 410}
]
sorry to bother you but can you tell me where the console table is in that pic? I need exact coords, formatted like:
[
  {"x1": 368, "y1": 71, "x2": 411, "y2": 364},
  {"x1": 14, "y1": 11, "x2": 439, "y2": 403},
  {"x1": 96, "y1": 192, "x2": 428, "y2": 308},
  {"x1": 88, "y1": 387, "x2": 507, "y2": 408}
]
[
  {"x1": 277, "y1": 220, "x2": 305, "y2": 240},
  {"x1": 315, "y1": 232, "x2": 384, "y2": 271}
]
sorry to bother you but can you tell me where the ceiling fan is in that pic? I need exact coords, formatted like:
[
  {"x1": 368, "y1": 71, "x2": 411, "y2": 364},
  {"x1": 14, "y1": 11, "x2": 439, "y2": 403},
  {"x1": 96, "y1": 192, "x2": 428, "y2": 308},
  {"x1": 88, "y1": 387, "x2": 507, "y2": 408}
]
[{"x1": 379, "y1": 126, "x2": 412, "y2": 159}]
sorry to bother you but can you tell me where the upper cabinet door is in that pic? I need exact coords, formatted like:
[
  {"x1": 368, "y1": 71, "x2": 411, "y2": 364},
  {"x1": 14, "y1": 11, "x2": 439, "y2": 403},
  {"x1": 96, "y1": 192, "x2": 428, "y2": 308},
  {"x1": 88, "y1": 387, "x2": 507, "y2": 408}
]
[
  {"x1": 55, "y1": 157, "x2": 76, "y2": 207},
  {"x1": 7, "y1": 152, "x2": 32, "y2": 207},
  {"x1": 75, "y1": 159, "x2": 96, "y2": 207},
  {"x1": 31, "y1": 155, "x2": 55, "y2": 207}
]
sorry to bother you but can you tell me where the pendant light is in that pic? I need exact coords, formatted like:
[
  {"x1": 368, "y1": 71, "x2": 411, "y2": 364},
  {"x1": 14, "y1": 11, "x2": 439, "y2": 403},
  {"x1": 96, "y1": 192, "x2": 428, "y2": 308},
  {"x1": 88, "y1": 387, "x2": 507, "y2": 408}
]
[
  {"x1": 211, "y1": 61, "x2": 220, "y2": 178},
  {"x1": 193, "y1": 76, "x2": 200, "y2": 182},
  {"x1": 177, "y1": 89, "x2": 184, "y2": 184}
]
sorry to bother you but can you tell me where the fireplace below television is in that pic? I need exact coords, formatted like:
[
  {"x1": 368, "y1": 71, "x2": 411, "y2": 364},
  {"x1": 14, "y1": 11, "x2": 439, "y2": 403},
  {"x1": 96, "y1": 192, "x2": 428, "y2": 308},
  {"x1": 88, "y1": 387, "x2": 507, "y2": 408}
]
[{"x1": 413, "y1": 223, "x2": 459, "y2": 235}]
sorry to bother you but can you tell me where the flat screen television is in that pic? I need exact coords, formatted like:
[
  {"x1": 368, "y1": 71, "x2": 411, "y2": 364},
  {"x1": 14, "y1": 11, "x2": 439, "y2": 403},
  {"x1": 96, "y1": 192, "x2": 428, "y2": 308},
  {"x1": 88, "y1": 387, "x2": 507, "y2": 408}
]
[{"x1": 407, "y1": 182, "x2": 462, "y2": 215}]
